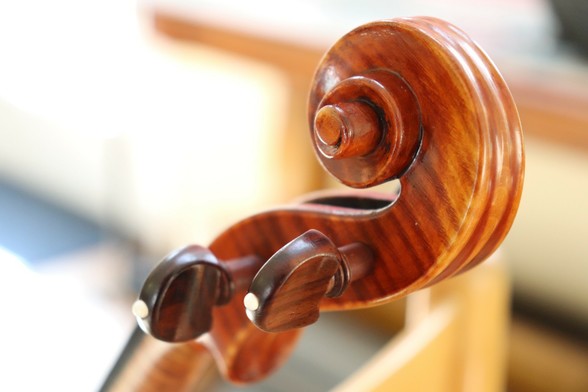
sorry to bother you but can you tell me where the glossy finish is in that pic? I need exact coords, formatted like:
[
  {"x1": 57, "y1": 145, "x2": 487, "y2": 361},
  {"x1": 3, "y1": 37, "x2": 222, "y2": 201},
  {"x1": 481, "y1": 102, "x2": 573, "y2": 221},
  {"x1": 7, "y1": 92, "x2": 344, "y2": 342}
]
[
  {"x1": 312, "y1": 69, "x2": 422, "y2": 188},
  {"x1": 135, "y1": 245, "x2": 261, "y2": 342},
  {"x1": 103, "y1": 16, "x2": 524, "y2": 388},
  {"x1": 245, "y1": 229, "x2": 374, "y2": 332},
  {"x1": 203, "y1": 18, "x2": 522, "y2": 382}
]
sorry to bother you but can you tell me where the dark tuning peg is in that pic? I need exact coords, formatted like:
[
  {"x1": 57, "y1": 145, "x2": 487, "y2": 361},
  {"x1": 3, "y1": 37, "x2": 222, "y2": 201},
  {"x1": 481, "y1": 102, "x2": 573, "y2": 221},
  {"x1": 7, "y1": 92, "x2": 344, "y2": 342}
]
[
  {"x1": 244, "y1": 230, "x2": 374, "y2": 332},
  {"x1": 132, "y1": 245, "x2": 260, "y2": 343}
]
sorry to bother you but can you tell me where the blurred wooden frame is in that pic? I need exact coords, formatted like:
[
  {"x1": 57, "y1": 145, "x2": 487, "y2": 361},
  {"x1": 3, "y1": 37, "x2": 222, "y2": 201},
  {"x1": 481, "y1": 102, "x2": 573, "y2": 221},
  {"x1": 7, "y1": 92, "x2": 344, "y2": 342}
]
[{"x1": 336, "y1": 252, "x2": 509, "y2": 392}]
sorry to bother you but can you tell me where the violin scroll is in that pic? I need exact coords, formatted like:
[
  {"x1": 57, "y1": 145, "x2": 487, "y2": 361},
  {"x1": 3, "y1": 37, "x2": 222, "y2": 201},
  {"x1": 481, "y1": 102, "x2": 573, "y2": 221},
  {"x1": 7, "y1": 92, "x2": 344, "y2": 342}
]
[{"x1": 122, "y1": 16, "x2": 524, "y2": 385}]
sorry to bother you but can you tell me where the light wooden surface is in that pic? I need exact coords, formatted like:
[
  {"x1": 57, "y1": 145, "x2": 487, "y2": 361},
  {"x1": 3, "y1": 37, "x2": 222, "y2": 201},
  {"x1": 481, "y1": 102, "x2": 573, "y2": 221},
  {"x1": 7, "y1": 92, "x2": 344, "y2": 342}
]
[{"x1": 335, "y1": 253, "x2": 509, "y2": 392}]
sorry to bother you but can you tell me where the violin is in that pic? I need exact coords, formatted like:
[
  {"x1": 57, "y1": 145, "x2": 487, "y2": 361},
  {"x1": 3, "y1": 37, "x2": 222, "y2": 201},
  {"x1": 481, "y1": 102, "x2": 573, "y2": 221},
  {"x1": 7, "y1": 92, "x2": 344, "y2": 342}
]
[{"x1": 101, "y1": 16, "x2": 524, "y2": 391}]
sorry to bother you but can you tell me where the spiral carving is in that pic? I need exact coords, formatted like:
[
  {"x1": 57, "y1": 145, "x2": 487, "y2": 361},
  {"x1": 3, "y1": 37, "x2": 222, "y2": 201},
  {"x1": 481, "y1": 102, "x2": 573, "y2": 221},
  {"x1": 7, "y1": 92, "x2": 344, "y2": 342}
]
[
  {"x1": 125, "y1": 16, "x2": 524, "y2": 385},
  {"x1": 312, "y1": 70, "x2": 422, "y2": 188}
]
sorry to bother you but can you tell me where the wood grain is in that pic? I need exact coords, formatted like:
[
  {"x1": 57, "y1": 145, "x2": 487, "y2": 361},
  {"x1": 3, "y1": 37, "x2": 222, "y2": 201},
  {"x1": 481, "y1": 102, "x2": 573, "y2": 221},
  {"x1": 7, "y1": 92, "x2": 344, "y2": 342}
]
[
  {"x1": 245, "y1": 230, "x2": 374, "y2": 332},
  {"x1": 104, "y1": 16, "x2": 524, "y2": 387},
  {"x1": 198, "y1": 17, "x2": 523, "y2": 382},
  {"x1": 134, "y1": 245, "x2": 261, "y2": 343}
]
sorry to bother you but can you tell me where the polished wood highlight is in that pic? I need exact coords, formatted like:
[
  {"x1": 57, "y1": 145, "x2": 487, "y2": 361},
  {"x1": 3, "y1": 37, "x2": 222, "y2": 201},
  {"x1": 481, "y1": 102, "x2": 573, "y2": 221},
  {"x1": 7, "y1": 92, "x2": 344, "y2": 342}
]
[
  {"x1": 104, "y1": 16, "x2": 524, "y2": 387},
  {"x1": 312, "y1": 69, "x2": 422, "y2": 188},
  {"x1": 135, "y1": 245, "x2": 261, "y2": 342},
  {"x1": 245, "y1": 229, "x2": 374, "y2": 332}
]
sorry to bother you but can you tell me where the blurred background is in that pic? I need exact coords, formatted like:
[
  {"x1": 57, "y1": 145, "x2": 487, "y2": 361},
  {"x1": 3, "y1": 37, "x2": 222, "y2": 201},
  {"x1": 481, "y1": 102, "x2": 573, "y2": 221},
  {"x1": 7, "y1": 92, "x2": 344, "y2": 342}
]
[{"x1": 0, "y1": 0, "x2": 586, "y2": 391}]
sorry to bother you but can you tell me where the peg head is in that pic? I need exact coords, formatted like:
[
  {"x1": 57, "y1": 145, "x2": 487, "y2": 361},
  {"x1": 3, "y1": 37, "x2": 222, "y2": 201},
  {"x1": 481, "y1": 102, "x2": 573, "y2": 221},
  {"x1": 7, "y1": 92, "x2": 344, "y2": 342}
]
[
  {"x1": 134, "y1": 245, "x2": 232, "y2": 343},
  {"x1": 245, "y1": 230, "x2": 374, "y2": 332}
]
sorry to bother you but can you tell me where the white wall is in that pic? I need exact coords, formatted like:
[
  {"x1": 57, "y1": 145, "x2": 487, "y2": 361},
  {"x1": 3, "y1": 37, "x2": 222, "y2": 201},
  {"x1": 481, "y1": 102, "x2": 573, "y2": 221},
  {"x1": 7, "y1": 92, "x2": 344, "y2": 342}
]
[{"x1": 0, "y1": 0, "x2": 287, "y2": 252}]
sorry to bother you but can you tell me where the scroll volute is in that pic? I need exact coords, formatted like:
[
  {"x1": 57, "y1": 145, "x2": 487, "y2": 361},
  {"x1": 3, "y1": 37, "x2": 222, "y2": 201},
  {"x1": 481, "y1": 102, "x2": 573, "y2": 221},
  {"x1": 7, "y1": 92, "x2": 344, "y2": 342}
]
[
  {"x1": 133, "y1": 16, "x2": 524, "y2": 385},
  {"x1": 306, "y1": 17, "x2": 524, "y2": 288},
  {"x1": 240, "y1": 17, "x2": 524, "y2": 329}
]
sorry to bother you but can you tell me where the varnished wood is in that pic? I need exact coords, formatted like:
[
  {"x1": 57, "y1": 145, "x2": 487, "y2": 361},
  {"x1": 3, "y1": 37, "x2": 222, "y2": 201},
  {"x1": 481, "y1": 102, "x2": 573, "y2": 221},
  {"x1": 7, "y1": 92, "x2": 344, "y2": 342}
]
[
  {"x1": 197, "y1": 17, "x2": 523, "y2": 382},
  {"x1": 245, "y1": 230, "x2": 374, "y2": 332},
  {"x1": 135, "y1": 245, "x2": 261, "y2": 342},
  {"x1": 312, "y1": 69, "x2": 422, "y2": 188},
  {"x1": 105, "y1": 16, "x2": 524, "y2": 387}
]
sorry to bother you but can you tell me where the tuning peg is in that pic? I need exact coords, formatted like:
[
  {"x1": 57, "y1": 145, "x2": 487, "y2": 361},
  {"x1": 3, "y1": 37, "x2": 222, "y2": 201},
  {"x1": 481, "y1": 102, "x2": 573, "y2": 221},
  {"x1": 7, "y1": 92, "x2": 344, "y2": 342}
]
[
  {"x1": 132, "y1": 245, "x2": 260, "y2": 343},
  {"x1": 243, "y1": 230, "x2": 374, "y2": 332}
]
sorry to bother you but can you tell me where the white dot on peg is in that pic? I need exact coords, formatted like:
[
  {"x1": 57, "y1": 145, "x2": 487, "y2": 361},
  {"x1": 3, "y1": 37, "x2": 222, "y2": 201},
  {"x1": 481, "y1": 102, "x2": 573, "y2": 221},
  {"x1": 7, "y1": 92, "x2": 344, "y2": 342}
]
[
  {"x1": 132, "y1": 299, "x2": 149, "y2": 319},
  {"x1": 243, "y1": 293, "x2": 259, "y2": 311}
]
